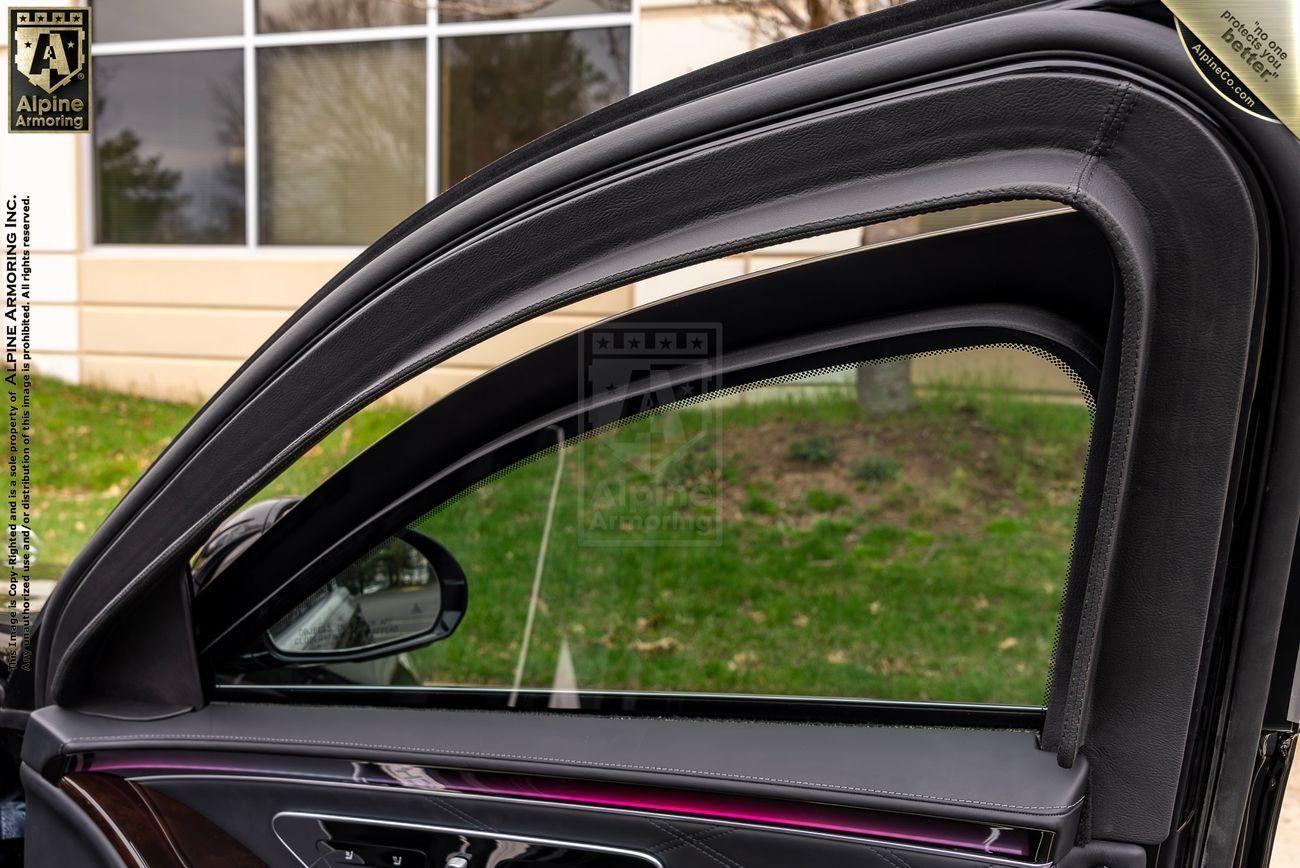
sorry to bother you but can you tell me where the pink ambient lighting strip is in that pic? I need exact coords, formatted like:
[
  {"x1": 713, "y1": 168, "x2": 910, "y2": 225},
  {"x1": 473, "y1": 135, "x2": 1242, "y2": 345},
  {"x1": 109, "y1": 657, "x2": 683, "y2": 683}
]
[{"x1": 81, "y1": 751, "x2": 1039, "y2": 860}]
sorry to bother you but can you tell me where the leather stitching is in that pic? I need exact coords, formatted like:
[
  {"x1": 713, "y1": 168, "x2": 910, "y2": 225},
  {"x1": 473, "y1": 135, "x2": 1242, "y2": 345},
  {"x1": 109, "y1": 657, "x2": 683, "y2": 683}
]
[
  {"x1": 650, "y1": 821, "x2": 744, "y2": 868},
  {"x1": 59, "y1": 732, "x2": 1085, "y2": 814},
  {"x1": 1070, "y1": 84, "x2": 1123, "y2": 206},
  {"x1": 649, "y1": 826, "x2": 734, "y2": 855},
  {"x1": 868, "y1": 845, "x2": 916, "y2": 868},
  {"x1": 430, "y1": 796, "x2": 493, "y2": 832},
  {"x1": 1070, "y1": 81, "x2": 1131, "y2": 207},
  {"x1": 1078, "y1": 84, "x2": 1134, "y2": 197},
  {"x1": 1056, "y1": 80, "x2": 1141, "y2": 768}
]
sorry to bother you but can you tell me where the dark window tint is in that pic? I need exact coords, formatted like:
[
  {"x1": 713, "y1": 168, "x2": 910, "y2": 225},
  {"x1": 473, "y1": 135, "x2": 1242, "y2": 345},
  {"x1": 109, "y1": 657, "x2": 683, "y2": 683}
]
[
  {"x1": 439, "y1": 0, "x2": 631, "y2": 24},
  {"x1": 257, "y1": 0, "x2": 424, "y2": 33},
  {"x1": 95, "y1": 51, "x2": 246, "y2": 244},
  {"x1": 92, "y1": 0, "x2": 243, "y2": 42},
  {"x1": 439, "y1": 27, "x2": 630, "y2": 188},
  {"x1": 238, "y1": 346, "x2": 1093, "y2": 706},
  {"x1": 257, "y1": 41, "x2": 426, "y2": 245},
  {"x1": 406, "y1": 354, "x2": 1091, "y2": 705}
]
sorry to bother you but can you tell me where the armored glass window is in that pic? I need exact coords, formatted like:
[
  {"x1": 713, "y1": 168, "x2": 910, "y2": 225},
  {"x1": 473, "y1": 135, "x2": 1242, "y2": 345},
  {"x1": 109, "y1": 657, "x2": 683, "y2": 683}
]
[{"x1": 233, "y1": 344, "x2": 1093, "y2": 707}]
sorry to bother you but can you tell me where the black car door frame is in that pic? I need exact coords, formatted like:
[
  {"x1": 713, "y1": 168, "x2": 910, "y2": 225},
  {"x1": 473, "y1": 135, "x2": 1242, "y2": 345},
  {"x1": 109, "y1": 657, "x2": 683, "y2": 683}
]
[{"x1": 27, "y1": 1, "x2": 1300, "y2": 866}]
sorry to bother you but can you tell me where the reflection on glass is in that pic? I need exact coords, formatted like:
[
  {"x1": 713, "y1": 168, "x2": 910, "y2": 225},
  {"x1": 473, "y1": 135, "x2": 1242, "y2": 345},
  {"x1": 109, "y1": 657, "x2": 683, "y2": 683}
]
[
  {"x1": 439, "y1": 0, "x2": 630, "y2": 23},
  {"x1": 257, "y1": 0, "x2": 424, "y2": 33},
  {"x1": 270, "y1": 535, "x2": 441, "y2": 653},
  {"x1": 92, "y1": 0, "x2": 243, "y2": 42},
  {"x1": 439, "y1": 28, "x2": 630, "y2": 188},
  {"x1": 258, "y1": 41, "x2": 426, "y2": 245},
  {"x1": 95, "y1": 51, "x2": 245, "y2": 244}
]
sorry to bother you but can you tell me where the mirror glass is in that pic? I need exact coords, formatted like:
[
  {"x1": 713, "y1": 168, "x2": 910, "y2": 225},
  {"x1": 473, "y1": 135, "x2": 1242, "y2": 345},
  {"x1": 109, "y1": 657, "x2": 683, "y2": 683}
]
[{"x1": 268, "y1": 535, "x2": 442, "y2": 654}]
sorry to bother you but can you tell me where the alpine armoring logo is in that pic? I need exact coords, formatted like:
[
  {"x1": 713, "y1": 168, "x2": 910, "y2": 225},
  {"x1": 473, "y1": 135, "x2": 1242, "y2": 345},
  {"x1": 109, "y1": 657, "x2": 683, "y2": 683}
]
[{"x1": 9, "y1": 7, "x2": 91, "y2": 133}]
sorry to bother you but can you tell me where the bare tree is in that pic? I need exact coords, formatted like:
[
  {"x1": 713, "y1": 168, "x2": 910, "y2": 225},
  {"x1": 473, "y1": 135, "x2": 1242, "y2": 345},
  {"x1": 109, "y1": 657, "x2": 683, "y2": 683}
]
[
  {"x1": 714, "y1": 0, "x2": 916, "y2": 413},
  {"x1": 711, "y1": 0, "x2": 907, "y2": 43}
]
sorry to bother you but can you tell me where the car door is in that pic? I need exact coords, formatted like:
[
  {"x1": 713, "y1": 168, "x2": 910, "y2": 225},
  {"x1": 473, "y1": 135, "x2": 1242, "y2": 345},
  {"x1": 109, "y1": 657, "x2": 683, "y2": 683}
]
[{"x1": 11, "y1": 1, "x2": 1300, "y2": 867}]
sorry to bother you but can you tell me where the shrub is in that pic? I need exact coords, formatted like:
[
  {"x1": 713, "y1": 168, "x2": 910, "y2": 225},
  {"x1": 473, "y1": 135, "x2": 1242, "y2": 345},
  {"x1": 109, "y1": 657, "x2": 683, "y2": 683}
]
[
  {"x1": 743, "y1": 490, "x2": 781, "y2": 515},
  {"x1": 806, "y1": 489, "x2": 848, "y2": 512},
  {"x1": 852, "y1": 455, "x2": 901, "y2": 484},
  {"x1": 788, "y1": 434, "x2": 838, "y2": 464}
]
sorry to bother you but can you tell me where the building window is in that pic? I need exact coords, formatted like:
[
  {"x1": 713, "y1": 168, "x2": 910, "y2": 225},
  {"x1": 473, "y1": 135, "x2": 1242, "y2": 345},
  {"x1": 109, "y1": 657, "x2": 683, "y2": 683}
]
[
  {"x1": 95, "y1": 50, "x2": 246, "y2": 244},
  {"x1": 438, "y1": 0, "x2": 632, "y2": 24},
  {"x1": 93, "y1": 0, "x2": 242, "y2": 43},
  {"x1": 257, "y1": 0, "x2": 425, "y2": 34},
  {"x1": 90, "y1": 1, "x2": 633, "y2": 246},
  {"x1": 258, "y1": 41, "x2": 426, "y2": 245},
  {"x1": 440, "y1": 28, "x2": 630, "y2": 189}
]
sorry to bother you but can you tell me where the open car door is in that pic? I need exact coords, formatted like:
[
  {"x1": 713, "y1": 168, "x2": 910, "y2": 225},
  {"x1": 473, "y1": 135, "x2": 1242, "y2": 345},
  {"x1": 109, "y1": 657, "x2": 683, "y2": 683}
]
[{"x1": 11, "y1": 1, "x2": 1300, "y2": 867}]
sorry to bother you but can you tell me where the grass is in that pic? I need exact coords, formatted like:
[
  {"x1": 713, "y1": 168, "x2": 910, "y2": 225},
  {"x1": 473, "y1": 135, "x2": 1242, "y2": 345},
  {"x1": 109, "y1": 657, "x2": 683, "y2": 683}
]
[
  {"x1": 28, "y1": 376, "x2": 412, "y2": 575},
  {"x1": 851, "y1": 455, "x2": 902, "y2": 484},
  {"x1": 788, "y1": 434, "x2": 838, "y2": 464},
  {"x1": 29, "y1": 373, "x2": 1092, "y2": 707},
  {"x1": 408, "y1": 381, "x2": 1092, "y2": 706}
]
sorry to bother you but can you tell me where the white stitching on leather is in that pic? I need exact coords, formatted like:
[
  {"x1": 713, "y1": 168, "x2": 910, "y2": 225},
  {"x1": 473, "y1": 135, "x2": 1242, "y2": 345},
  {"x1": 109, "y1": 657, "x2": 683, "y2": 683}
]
[
  {"x1": 61, "y1": 733, "x2": 1085, "y2": 814},
  {"x1": 649, "y1": 821, "x2": 744, "y2": 868}
]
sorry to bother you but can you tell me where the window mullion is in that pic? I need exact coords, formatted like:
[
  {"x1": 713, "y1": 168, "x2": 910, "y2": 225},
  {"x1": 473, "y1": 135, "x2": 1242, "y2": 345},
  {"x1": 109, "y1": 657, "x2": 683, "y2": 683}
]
[
  {"x1": 243, "y1": 0, "x2": 258, "y2": 248},
  {"x1": 427, "y1": 3, "x2": 439, "y2": 202}
]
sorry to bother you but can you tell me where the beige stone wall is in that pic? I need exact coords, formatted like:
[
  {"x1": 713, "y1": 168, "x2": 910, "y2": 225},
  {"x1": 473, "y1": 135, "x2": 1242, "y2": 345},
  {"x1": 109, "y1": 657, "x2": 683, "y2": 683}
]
[{"x1": 75, "y1": 253, "x2": 636, "y2": 405}]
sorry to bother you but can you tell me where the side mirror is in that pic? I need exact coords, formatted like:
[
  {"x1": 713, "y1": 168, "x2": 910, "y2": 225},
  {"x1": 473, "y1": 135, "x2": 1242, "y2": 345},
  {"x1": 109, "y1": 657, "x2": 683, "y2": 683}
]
[{"x1": 264, "y1": 528, "x2": 467, "y2": 665}]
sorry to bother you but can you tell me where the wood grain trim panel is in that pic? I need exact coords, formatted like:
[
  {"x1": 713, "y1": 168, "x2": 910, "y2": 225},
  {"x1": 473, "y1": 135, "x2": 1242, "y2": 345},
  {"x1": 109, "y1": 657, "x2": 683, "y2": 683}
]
[{"x1": 58, "y1": 773, "x2": 267, "y2": 867}]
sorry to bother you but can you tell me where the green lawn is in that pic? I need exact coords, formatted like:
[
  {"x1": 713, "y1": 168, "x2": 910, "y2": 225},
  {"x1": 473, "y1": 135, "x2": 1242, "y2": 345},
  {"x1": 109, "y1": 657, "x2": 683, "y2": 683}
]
[
  {"x1": 410, "y1": 382, "x2": 1092, "y2": 706},
  {"x1": 29, "y1": 374, "x2": 1091, "y2": 707},
  {"x1": 29, "y1": 376, "x2": 411, "y2": 576}
]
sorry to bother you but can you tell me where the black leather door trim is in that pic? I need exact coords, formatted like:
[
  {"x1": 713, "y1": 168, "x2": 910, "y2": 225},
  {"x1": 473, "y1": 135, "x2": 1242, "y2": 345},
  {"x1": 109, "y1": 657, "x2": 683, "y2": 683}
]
[
  {"x1": 267, "y1": 808, "x2": 1036, "y2": 868},
  {"x1": 212, "y1": 683, "x2": 1049, "y2": 728},
  {"x1": 272, "y1": 812, "x2": 666, "y2": 868},
  {"x1": 142, "y1": 776, "x2": 1064, "y2": 867},
  {"x1": 25, "y1": 703, "x2": 1087, "y2": 852}
]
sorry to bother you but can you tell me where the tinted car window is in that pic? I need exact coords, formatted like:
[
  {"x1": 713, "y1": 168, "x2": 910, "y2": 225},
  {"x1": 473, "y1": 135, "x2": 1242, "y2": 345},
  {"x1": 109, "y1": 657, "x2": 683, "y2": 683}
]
[{"x1": 243, "y1": 345, "x2": 1093, "y2": 706}]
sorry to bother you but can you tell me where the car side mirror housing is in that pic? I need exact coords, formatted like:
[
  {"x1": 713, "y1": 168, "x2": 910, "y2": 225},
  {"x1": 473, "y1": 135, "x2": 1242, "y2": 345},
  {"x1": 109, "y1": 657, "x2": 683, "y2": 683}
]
[{"x1": 264, "y1": 528, "x2": 468, "y2": 665}]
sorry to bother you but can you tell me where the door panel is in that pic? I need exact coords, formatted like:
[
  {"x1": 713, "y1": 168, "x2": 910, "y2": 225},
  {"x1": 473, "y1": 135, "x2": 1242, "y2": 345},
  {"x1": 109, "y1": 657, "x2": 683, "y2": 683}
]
[
  {"x1": 57, "y1": 774, "x2": 267, "y2": 868},
  {"x1": 157, "y1": 782, "x2": 1050, "y2": 868},
  {"x1": 27, "y1": 704, "x2": 1084, "y2": 866},
  {"x1": 20, "y1": 767, "x2": 127, "y2": 868}
]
